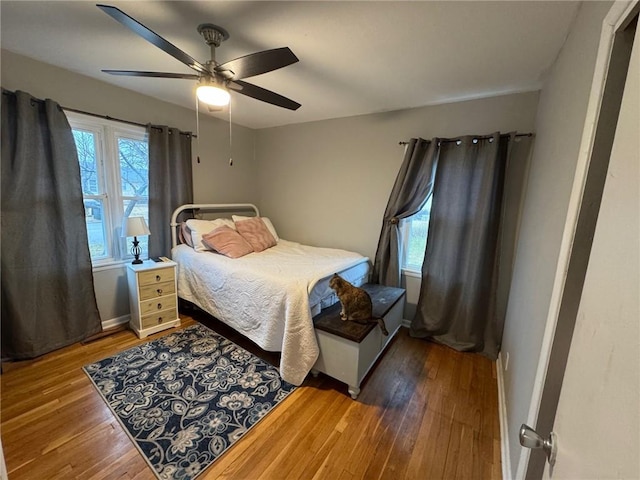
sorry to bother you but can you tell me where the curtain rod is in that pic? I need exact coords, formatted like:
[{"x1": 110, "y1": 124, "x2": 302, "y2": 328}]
[
  {"x1": 62, "y1": 107, "x2": 196, "y2": 138},
  {"x1": 398, "y1": 132, "x2": 533, "y2": 145},
  {"x1": 1, "y1": 91, "x2": 196, "y2": 138}
]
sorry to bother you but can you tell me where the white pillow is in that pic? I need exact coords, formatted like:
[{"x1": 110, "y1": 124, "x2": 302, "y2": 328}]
[
  {"x1": 186, "y1": 218, "x2": 236, "y2": 252},
  {"x1": 232, "y1": 215, "x2": 279, "y2": 242}
]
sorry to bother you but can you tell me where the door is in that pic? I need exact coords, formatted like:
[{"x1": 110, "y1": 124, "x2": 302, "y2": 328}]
[
  {"x1": 524, "y1": 3, "x2": 639, "y2": 478},
  {"x1": 542, "y1": 17, "x2": 639, "y2": 477}
]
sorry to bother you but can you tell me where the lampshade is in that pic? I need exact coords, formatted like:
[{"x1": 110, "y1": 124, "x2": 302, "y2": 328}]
[
  {"x1": 123, "y1": 216, "x2": 150, "y2": 237},
  {"x1": 196, "y1": 84, "x2": 230, "y2": 106}
]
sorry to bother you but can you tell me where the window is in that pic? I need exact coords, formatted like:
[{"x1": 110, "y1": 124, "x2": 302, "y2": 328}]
[
  {"x1": 401, "y1": 194, "x2": 433, "y2": 273},
  {"x1": 66, "y1": 111, "x2": 149, "y2": 265}
]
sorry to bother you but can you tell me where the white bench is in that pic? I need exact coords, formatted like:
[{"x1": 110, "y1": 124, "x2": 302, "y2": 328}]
[{"x1": 312, "y1": 284, "x2": 406, "y2": 399}]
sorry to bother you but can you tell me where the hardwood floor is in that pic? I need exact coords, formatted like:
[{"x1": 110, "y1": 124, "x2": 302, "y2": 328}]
[{"x1": 1, "y1": 313, "x2": 501, "y2": 479}]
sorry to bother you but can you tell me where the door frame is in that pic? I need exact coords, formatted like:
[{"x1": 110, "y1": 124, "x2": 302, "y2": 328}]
[{"x1": 515, "y1": 1, "x2": 639, "y2": 478}]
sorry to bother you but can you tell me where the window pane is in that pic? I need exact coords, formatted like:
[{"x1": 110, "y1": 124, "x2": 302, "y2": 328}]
[
  {"x1": 118, "y1": 137, "x2": 148, "y2": 197},
  {"x1": 84, "y1": 199, "x2": 107, "y2": 258},
  {"x1": 73, "y1": 130, "x2": 99, "y2": 195},
  {"x1": 68, "y1": 112, "x2": 150, "y2": 265},
  {"x1": 120, "y1": 136, "x2": 149, "y2": 260},
  {"x1": 404, "y1": 195, "x2": 433, "y2": 270}
]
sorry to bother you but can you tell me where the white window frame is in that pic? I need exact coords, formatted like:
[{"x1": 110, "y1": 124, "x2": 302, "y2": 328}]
[{"x1": 65, "y1": 111, "x2": 148, "y2": 268}]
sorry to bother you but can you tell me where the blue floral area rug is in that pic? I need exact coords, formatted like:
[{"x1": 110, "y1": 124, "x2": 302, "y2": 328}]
[{"x1": 83, "y1": 323, "x2": 296, "y2": 479}]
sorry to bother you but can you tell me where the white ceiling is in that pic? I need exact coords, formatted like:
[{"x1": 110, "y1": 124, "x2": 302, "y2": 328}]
[{"x1": 1, "y1": 1, "x2": 580, "y2": 129}]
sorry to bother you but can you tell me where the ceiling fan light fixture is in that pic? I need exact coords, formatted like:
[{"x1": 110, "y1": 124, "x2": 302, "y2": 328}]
[
  {"x1": 196, "y1": 84, "x2": 230, "y2": 106},
  {"x1": 98, "y1": 5, "x2": 300, "y2": 111}
]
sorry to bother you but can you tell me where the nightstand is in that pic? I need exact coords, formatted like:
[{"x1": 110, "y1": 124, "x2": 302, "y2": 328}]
[{"x1": 127, "y1": 260, "x2": 180, "y2": 338}]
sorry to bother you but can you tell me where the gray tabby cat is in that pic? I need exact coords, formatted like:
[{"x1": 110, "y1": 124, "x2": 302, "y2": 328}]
[{"x1": 328, "y1": 274, "x2": 389, "y2": 336}]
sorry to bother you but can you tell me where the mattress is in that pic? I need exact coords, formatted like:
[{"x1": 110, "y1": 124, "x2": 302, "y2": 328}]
[{"x1": 172, "y1": 240, "x2": 370, "y2": 385}]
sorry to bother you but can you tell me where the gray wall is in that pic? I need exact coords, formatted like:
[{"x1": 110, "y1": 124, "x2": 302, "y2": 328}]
[
  {"x1": 254, "y1": 92, "x2": 540, "y2": 312},
  {"x1": 1, "y1": 50, "x2": 258, "y2": 323},
  {"x1": 2, "y1": 51, "x2": 541, "y2": 342},
  {"x1": 499, "y1": 2, "x2": 614, "y2": 477}
]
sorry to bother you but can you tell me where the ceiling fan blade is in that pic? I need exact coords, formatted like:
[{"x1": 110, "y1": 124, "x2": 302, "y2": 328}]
[
  {"x1": 97, "y1": 4, "x2": 208, "y2": 75},
  {"x1": 102, "y1": 70, "x2": 200, "y2": 79},
  {"x1": 216, "y1": 47, "x2": 298, "y2": 80},
  {"x1": 230, "y1": 80, "x2": 301, "y2": 110}
]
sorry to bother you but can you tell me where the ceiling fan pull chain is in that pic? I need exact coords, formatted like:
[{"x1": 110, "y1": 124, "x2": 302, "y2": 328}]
[
  {"x1": 195, "y1": 96, "x2": 201, "y2": 163},
  {"x1": 229, "y1": 100, "x2": 233, "y2": 167}
]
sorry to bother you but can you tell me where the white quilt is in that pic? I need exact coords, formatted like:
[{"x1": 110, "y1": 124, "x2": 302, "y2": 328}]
[{"x1": 172, "y1": 240, "x2": 369, "y2": 385}]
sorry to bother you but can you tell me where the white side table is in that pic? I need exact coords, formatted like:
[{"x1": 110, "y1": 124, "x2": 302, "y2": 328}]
[{"x1": 126, "y1": 260, "x2": 180, "y2": 338}]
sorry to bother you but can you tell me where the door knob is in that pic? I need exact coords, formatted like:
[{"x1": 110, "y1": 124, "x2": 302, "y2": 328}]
[{"x1": 519, "y1": 424, "x2": 557, "y2": 466}]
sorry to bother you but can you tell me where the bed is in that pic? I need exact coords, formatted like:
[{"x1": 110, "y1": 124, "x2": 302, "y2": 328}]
[{"x1": 170, "y1": 204, "x2": 370, "y2": 385}]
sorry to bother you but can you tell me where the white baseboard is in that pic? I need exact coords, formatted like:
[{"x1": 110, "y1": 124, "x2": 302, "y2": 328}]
[
  {"x1": 101, "y1": 314, "x2": 130, "y2": 330},
  {"x1": 401, "y1": 318, "x2": 411, "y2": 328},
  {"x1": 497, "y1": 352, "x2": 511, "y2": 480}
]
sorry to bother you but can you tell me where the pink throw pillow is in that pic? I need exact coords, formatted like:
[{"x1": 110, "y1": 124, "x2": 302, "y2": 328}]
[
  {"x1": 235, "y1": 217, "x2": 277, "y2": 252},
  {"x1": 201, "y1": 226, "x2": 253, "y2": 258}
]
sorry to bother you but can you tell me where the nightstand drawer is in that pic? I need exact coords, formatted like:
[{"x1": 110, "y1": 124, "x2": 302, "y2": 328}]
[
  {"x1": 140, "y1": 294, "x2": 177, "y2": 316},
  {"x1": 139, "y1": 280, "x2": 175, "y2": 300},
  {"x1": 138, "y1": 267, "x2": 175, "y2": 286},
  {"x1": 141, "y1": 308, "x2": 178, "y2": 329}
]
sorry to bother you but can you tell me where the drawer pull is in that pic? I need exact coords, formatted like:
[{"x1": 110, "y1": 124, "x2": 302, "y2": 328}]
[
  {"x1": 157, "y1": 317, "x2": 163, "y2": 323},
  {"x1": 157, "y1": 303, "x2": 162, "y2": 309},
  {"x1": 156, "y1": 275, "x2": 161, "y2": 281},
  {"x1": 157, "y1": 288, "x2": 163, "y2": 295}
]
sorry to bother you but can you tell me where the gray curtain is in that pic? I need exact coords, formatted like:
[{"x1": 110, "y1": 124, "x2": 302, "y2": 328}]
[
  {"x1": 411, "y1": 132, "x2": 532, "y2": 359},
  {"x1": 148, "y1": 125, "x2": 193, "y2": 258},
  {"x1": 371, "y1": 138, "x2": 439, "y2": 287},
  {"x1": 1, "y1": 89, "x2": 102, "y2": 359}
]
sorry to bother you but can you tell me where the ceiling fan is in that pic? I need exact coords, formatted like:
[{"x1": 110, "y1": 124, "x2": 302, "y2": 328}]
[{"x1": 96, "y1": 4, "x2": 301, "y2": 111}]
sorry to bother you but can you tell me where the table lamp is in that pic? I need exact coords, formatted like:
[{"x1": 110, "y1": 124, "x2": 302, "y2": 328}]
[{"x1": 123, "y1": 216, "x2": 150, "y2": 264}]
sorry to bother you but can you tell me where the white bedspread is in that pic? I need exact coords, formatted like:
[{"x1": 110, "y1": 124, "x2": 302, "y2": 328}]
[{"x1": 172, "y1": 240, "x2": 369, "y2": 385}]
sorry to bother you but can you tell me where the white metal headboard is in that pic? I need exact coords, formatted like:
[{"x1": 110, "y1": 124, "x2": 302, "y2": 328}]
[{"x1": 170, "y1": 203, "x2": 260, "y2": 248}]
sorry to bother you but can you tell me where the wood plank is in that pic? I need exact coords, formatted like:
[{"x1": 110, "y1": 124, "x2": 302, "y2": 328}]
[{"x1": 1, "y1": 314, "x2": 501, "y2": 479}]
